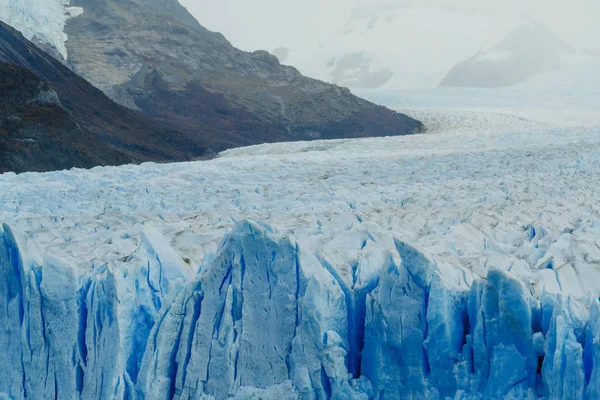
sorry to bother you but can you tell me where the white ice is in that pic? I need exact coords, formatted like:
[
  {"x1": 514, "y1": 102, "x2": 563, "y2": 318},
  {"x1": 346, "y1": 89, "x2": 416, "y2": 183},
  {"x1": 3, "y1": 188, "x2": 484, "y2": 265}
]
[{"x1": 0, "y1": 0, "x2": 82, "y2": 59}]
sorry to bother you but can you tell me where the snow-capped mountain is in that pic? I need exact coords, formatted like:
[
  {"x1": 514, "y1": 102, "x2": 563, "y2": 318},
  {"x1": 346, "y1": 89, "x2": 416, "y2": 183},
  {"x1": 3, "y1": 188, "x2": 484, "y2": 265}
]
[
  {"x1": 280, "y1": 1, "x2": 512, "y2": 89},
  {"x1": 439, "y1": 21, "x2": 577, "y2": 88},
  {"x1": 1, "y1": 78, "x2": 600, "y2": 398}
]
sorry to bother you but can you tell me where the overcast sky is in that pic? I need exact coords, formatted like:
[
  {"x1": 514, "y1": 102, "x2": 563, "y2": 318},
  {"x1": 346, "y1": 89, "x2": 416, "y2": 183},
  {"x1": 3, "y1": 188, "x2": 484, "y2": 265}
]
[
  {"x1": 180, "y1": 0, "x2": 599, "y2": 52},
  {"x1": 179, "y1": 0, "x2": 351, "y2": 51}
]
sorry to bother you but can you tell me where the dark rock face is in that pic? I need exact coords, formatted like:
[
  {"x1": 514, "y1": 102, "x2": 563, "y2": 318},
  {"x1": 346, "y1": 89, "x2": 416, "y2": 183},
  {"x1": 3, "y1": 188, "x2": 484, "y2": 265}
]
[
  {"x1": 0, "y1": 21, "x2": 207, "y2": 165},
  {"x1": 64, "y1": 0, "x2": 423, "y2": 151},
  {"x1": 0, "y1": 63, "x2": 128, "y2": 173},
  {"x1": 439, "y1": 21, "x2": 576, "y2": 88}
]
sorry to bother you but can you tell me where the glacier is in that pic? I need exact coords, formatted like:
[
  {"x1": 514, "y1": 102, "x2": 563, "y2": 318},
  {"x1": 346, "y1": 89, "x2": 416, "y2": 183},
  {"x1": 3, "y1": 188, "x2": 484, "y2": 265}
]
[
  {"x1": 1, "y1": 84, "x2": 600, "y2": 399},
  {"x1": 0, "y1": 0, "x2": 83, "y2": 59}
]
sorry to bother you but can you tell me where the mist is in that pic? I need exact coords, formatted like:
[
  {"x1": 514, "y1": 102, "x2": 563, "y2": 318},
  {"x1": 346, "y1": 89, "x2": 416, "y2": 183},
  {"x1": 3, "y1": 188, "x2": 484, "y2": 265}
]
[
  {"x1": 179, "y1": 0, "x2": 351, "y2": 50},
  {"x1": 180, "y1": 0, "x2": 600, "y2": 88},
  {"x1": 181, "y1": 0, "x2": 598, "y2": 49}
]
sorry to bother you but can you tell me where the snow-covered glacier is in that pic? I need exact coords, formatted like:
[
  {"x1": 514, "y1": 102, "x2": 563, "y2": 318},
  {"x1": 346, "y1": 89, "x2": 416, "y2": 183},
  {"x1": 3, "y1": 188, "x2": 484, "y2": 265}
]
[
  {"x1": 0, "y1": 0, "x2": 82, "y2": 59},
  {"x1": 1, "y1": 84, "x2": 600, "y2": 399}
]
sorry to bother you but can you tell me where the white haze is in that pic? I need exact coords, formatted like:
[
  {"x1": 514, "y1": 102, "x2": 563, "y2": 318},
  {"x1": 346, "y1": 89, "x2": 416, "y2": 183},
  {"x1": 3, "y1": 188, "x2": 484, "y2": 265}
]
[
  {"x1": 181, "y1": 0, "x2": 599, "y2": 50},
  {"x1": 180, "y1": 0, "x2": 600, "y2": 88},
  {"x1": 180, "y1": 0, "x2": 352, "y2": 50}
]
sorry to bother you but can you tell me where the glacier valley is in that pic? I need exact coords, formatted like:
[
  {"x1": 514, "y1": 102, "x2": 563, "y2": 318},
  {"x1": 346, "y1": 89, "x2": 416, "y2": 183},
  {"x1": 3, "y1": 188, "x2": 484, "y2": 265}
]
[{"x1": 1, "y1": 80, "x2": 600, "y2": 399}]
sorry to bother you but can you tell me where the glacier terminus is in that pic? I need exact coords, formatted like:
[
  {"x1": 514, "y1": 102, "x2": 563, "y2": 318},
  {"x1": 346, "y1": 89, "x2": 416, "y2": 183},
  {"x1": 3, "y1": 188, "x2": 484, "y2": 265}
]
[{"x1": 2, "y1": 82, "x2": 600, "y2": 399}]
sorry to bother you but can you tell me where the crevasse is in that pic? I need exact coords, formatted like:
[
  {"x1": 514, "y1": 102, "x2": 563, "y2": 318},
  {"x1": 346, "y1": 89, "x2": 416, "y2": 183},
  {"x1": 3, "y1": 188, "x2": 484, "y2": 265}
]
[{"x1": 1, "y1": 220, "x2": 599, "y2": 400}]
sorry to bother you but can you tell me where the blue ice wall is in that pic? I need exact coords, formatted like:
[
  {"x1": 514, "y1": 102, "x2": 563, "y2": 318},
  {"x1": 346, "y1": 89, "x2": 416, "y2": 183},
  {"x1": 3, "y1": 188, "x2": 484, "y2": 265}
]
[{"x1": 1, "y1": 221, "x2": 599, "y2": 399}]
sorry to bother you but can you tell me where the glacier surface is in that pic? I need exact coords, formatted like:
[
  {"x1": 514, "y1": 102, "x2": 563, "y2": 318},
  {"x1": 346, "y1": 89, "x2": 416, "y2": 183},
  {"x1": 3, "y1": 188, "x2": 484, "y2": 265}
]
[
  {"x1": 0, "y1": 0, "x2": 82, "y2": 59},
  {"x1": 1, "y1": 86, "x2": 600, "y2": 399}
]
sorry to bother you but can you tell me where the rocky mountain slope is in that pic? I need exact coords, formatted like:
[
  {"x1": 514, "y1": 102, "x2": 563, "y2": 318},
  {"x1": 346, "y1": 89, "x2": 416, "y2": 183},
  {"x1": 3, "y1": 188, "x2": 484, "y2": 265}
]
[
  {"x1": 0, "y1": 62, "x2": 128, "y2": 173},
  {"x1": 57, "y1": 0, "x2": 422, "y2": 150},
  {"x1": 0, "y1": 21, "x2": 208, "y2": 167}
]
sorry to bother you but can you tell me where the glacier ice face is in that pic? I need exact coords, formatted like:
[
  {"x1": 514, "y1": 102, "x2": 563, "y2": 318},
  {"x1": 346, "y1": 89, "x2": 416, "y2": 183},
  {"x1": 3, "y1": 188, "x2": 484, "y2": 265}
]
[
  {"x1": 0, "y1": 220, "x2": 358, "y2": 399},
  {"x1": 3, "y1": 220, "x2": 600, "y2": 399},
  {"x1": 0, "y1": 222, "x2": 190, "y2": 399}
]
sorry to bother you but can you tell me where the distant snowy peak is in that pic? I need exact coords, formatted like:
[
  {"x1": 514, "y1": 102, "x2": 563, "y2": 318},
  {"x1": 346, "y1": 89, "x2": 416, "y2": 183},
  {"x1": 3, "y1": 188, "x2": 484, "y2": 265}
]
[
  {"x1": 0, "y1": 0, "x2": 83, "y2": 59},
  {"x1": 281, "y1": 2, "x2": 519, "y2": 90},
  {"x1": 439, "y1": 21, "x2": 577, "y2": 88},
  {"x1": 275, "y1": 1, "x2": 593, "y2": 90}
]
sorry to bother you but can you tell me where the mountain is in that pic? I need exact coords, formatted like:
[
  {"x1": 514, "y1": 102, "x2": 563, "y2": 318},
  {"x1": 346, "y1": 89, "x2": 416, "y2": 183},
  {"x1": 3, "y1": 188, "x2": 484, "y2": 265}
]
[
  {"x1": 259, "y1": 1, "x2": 521, "y2": 90},
  {"x1": 439, "y1": 21, "x2": 576, "y2": 88},
  {"x1": 49, "y1": 0, "x2": 422, "y2": 150},
  {"x1": 0, "y1": 21, "x2": 208, "y2": 167},
  {"x1": 0, "y1": 63, "x2": 128, "y2": 173},
  {"x1": 1, "y1": 0, "x2": 423, "y2": 164}
]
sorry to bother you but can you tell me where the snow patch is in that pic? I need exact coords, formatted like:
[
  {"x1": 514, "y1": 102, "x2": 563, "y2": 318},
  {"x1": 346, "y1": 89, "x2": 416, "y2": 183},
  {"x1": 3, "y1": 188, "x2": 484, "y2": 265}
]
[{"x1": 0, "y1": 0, "x2": 83, "y2": 59}]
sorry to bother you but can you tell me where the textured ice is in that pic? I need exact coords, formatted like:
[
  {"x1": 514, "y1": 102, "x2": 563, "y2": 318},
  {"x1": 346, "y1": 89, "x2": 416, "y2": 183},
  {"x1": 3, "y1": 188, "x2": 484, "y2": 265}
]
[
  {"x1": 0, "y1": 0, "x2": 82, "y2": 59},
  {"x1": 1, "y1": 86, "x2": 600, "y2": 398}
]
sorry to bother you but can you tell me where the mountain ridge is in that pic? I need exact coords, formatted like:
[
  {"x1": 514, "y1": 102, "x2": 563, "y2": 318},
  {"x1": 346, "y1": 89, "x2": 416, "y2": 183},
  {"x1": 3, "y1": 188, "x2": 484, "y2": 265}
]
[
  {"x1": 0, "y1": 0, "x2": 424, "y2": 174},
  {"x1": 0, "y1": 20, "x2": 209, "y2": 171},
  {"x1": 60, "y1": 0, "x2": 423, "y2": 150}
]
